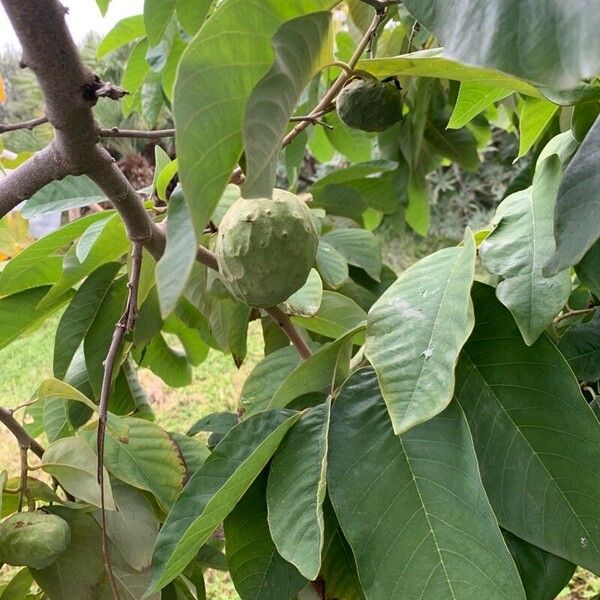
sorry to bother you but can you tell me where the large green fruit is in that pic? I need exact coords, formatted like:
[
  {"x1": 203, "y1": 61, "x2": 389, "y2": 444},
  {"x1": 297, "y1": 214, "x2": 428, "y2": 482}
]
[
  {"x1": 0, "y1": 511, "x2": 70, "y2": 568},
  {"x1": 336, "y1": 78, "x2": 403, "y2": 132},
  {"x1": 215, "y1": 190, "x2": 318, "y2": 307}
]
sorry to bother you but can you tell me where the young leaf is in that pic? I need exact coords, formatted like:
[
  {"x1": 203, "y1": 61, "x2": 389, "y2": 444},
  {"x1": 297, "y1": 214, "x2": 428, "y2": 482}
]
[
  {"x1": 545, "y1": 116, "x2": 600, "y2": 275},
  {"x1": 243, "y1": 11, "x2": 333, "y2": 198},
  {"x1": 97, "y1": 15, "x2": 146, "y2": 59},
  {"x1": 148, "y1": 409, "x2": 300, "y2": 592},
  {"x1": 366, "y1": 231, "x2": 476, "y2": 435},
  {"x1": 456, "y1": 283, "x2": 600, "y2": 572},
  {"x1": 518, "y1": 97, "x2": 559, "y2": 158},
  {"x1": 448, "y1": 82, "x2": 512, "y2": 129},
  {"x1": 267, "y1": 401, "x2": 330, "y2": 579},
  {"x1": 42, "y1": 437, "x2": 115, "y2": 509},
  {"x1": 480, "y1": 155, "x2": 571, "y2": 345},
  {"x1": 328, "y1": 368, "x2": 527, "y2": 600},
  {"x1": 225, "y1": 473, "x2": 308, "y2": 600}
]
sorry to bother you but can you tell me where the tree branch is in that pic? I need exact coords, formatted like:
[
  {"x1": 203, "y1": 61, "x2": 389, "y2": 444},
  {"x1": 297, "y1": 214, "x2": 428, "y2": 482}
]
[
  {"x1": 0, "y1": 406, "x2": 45, "y2": 459},
  {"x1": 98, "y1": 127, "x2": 175, "y2": 139},
  {"x1": 0, "y1": 116, "x2": 48, "y2": 134},
  {"x1": 264, "y1": 306, "x2": 313, "y2": 360}
]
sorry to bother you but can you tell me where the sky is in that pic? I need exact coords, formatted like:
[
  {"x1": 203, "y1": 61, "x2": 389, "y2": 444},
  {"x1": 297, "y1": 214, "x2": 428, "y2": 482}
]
[{"x1": 0, "y1": 0, "x2": 144, "y2": 50}]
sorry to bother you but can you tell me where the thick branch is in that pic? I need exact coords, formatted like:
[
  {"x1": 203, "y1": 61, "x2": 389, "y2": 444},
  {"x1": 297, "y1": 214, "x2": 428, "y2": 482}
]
[
  {"x1": 98, "y1": 127, "x2": 175, "y2": 139},
  {"x1": 0, "y1": 406, "x2": 45, "y2": 459},
  {"x1": 0, "y1": 116, "x2": 48, "y2": 134},
  {"x1": 264, "y1": 306, "x2": 313, "y2": 360}
]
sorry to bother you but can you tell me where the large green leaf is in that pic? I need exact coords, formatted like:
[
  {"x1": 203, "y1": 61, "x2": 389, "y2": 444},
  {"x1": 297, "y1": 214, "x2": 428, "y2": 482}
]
[
  {"x1": 148, "y1": 410, "x2": 300, "y2": 592},
  {"x1": 174, "y1": 0, "x2": 338, "y2": 235},
  {"x1": 315, "y1": 241, "x2": 348, "y2": 289},
  {"x1": 53, "y1": 262, "x2": 121, "y2": 379},
  {"x1": 480, "y1": 156, "x2": 571, "y2": 345},
  {"x1": 144, "y1": 0, "x2": 175, "y2": 46},
  {"x1": 20, "y1": 176, "x2": 106, "y2": 218},
  {"x1": 545, "y1": 116, "x2": 600, "y2": 275},
  {"x1": 0, "y1": 286, "x2": 72, "y2": 350},
  {"x1": 0, "y1": 211, "x2": 110, "y2": 295},
  {"x1": 321, "y1": 229, "x2": 381, "y2": 281},
  {"x1": 267, "y1": 401, "x2": 330, "y2": 579},
  {"x1": 328, "y1": 368, "x2": 526, "y2": 600},
  {"x1": 455, "y1": 283, "x2": 600, "y2": 571},
  {"x1": 558, "y1": 313, "x2": 600, "y2": 381},
  {"x1": 503, "y1": 531, "x2": 576, "y2": 600},
  {"x1": 175, "y1": 0, "x2": 213, "y2": 36},
  {"x1": 365, "y1": 232, "x2": 476, "y2": 434},
  {"x1": 97, "y1": 15, "x2": 146, "y2": 58},
  {"x1": 358, "y1": 48, "x2": 541, "y2": 97},
  {"x1": 402, "y1": 1, "x2": 600, "y2": 88},
  {"x1": 41, "y1": 436, "x2": 115, "y2": 509},
  {"x1": 448, "y1": 82, "x2": 512, "y2": 129},
  {"x1": 225, "y1": 474, "x2": 308, "y2": 600},
  {"x1": 243, "y1": 12, "x2": 333, "y2": 198}
]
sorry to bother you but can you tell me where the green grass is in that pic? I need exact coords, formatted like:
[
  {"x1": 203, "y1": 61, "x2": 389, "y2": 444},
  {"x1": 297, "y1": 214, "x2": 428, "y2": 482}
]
[{"x1": 1, "y1": 314, "x2": 599, "y2": 599}]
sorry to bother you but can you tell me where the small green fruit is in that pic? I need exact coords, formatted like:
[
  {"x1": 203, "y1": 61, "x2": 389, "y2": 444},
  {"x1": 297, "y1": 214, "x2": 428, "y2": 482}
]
[
  {"x1": 336, "y1": 78, "x2": 403, "y2": 132},
  {"x1": 0, "y1": 511, "x2": 70, "y2": 569},
  {"x1": 215, "y1": 190, "x2": 318, "y2": 307}
]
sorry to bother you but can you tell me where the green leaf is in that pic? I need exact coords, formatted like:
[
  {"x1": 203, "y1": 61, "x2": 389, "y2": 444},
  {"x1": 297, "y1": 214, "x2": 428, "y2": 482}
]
[
  {"x1": 76, "y1": 216, "x2": 113, "y2": 263},
  {"x1": 577, "y1": 240, "x2": 600, "y2": 298},
  {"x1": 424, "y1": 115, "x2": 480, "y2": 171},
  {"x1": 316, "y1": 241, "x2": 348, "y2": 289},
  {"x1": 144, "y1": 0, "x2": 175, "y2": 46},
  {"x1": 0, "y1": 286, "x2": 72, "y2": 351},
  {"x1": 187, "y1": 412, "x2": 239, "y2": 436},
  {"x1": 401, "y1": 2, "x2": 600, "y2": 88},
  {"x1": 480, "y1": 155, "x2": 571, "y2": 345},
  {"x1": 328, "y1": 368, "x2": 527, "y2": 600},
  {"x1": 448, "y1": 82, "x2": 512, "y2": 129},
  {"x1": 43, "y1": 397, "x2": 74, "y2": 442},
  {"x1": 545, "y1": 116, "x2": 600, "y2": 275},
  {"x1": 0, "y1": 568, "x2": 34, "y2": 599},
  {"x1": 142, "y1": 70, "x2": 165, "y2": 126},
  {"x1": 406, "y1": 170, "x2": 429, "y2": 236},
  {"x1": 175, "y1": 0, "x2": 213, "y2": 36},
  {"x1": 163, "y1": 312, "x2": 209, "y2": 367},
  {"x1": 42, "y1": 436, "x2": 115, "y2": 509},
  {"x1": 503, "y1": 531, "x2": 576, "y2": 600},
  {"x1": 39, "y1": 214, "x2": 130, "y2": 309},
  {"x1": 366, "y1": 231, "x2": 476, "y2": 435},
  {"x1": 137, "y1": 334, "x2": 192, "y2": 387},
  {"x1": 267, "y1": 401, "x2": 330, "y2": 579},
  {"x1": 156, "y1": 190, "x2": 200, "y2": 319},
  {"x1": 21, "y1": 175, "x2": 105, "y2": 218},
  {"x1": 268, "y1": 324, "x2": 365, "y2": 411},
  {"x1": 0, "y1": 212, "x2": 110, "y2": 296},
  {"x1": 323, "y1": 112, "x2": 374, "y2": 163},
  {"x1": 225, "y1": 474, "x2": 308, "y2": 600},
  {"x1": 54, "y1": 262, "x2": 121, "y2": 379},
  {"x1": 96, "y1": 0, "x2": 111, "y2": 16},
  {"x1": 558, "y1": 314, "x2": 600, "y2": 381},
  {"x1": 156, "y1": 159, "x2": 178, "y2": 201},
  {"x1": 518, "y1": 97, "x2": 559, "y2": 158},
  {"x1": 161, "y1": 37, "x2": 187, "y2": 101},
  {"x1": 121, "y1": 39, "x2": 150, "y2": 117},
  {"x1": 292, "y1": 290, "x2": 367, "y2": 339},
  {"x1": 0, "y1": 470, "x2": 5, "y2": 517},
  {"x1": 243, "y1": 12, "x2": 333, "y2": 198},
  {"x1": 97, "y1": 15, "x2": 146, "y2": 58},
  {"x1": 455, "y1": 283, "x2": 600, "y2": 572},
  {"x1": 174, "y1": 0, "x2": 339, "y2": 235},
  {"x1": 90, "y1": 417, "x2": 188, "y2": 513},
  {"x1": 286, "y1": 268, "x2": 323, "y2": 317},
  {"x1": 312, "y1": 160, "x2": 397, "y2": 188},
  {"x1": 148, "y1": 410, "x2": 300, "y2": 593},
  {"x1": 169, "y1": 432, "x2": 210, "y2": 476},
  {"x1": 322, "y1": 229, "x2": 382, "y2": 281},
  {"x1": 358, "y1": 48, "x2": 541, "y2": 97}
]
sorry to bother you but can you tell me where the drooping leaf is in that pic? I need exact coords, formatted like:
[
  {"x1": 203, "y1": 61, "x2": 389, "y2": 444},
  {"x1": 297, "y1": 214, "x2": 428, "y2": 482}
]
[
  {"x1": 448, "y1": 82, "x2": 512, "y2": 129},
  {"x1": 137, "y1": 334, "x2": 192, "y2": 387},
  {"x1": 518, "y1": 97, "x2": 559, "y2": 158},
  {"x1": 480, "y1": 155, "x2": 571, "y2": 345},
  {"x1": 322, "y1": 229, "x2": 382, "y2": 281},
  {"x1": 243, "y1": 11, "x2": 333, "y2": 198},
  {"x1": 328, "y1": 368, "x2": 527, "y2": 600},
  {"x1": 315, "y1": 241, "x2": 349, "y2": 289},
  {"x1": 21, "y1": 176, "x2": 106, "y2": 218},
  {"x1": 267, "y1": 401, "x2": 330, "y2": 579},
  {"x1": 225, "y1": 474, "x2": 308, "y2": 600},
  {"x1": 545, "y1": 116, "x2": 600, "y2": 275},
  {"x1": 144, "y1": 0, "x2": 175, "y2": 46},
  {"x1": 148, "y1": 410, "x2": 300, "y2": 592},
  {"x1": 97, "y1": 15, "x2": 146, "y2": 58},
  {"x1": 174, "y1": 0, "x2": 339, "y2": 235},
  {"x1": 286, "y1": 268, "x2": 323, "y2": 317},
  {"x1": 41, "y1": 436, "x2": 115, "y2": 509},
  {"x1": 503, "y1": 531, "x2": 576, "y2": 600},
  {"x1": 558, "y1": 313, "x2": 600, "y2": 381},
  {"x1": 456, "y1": 283, "x2": 600, "y2": 572},
  {"x1": 401, "y1": 1, "x2": 600, "y2": 88},
  {"x1": 366, "y1": 231, "x2": 476, "y2": 434}
]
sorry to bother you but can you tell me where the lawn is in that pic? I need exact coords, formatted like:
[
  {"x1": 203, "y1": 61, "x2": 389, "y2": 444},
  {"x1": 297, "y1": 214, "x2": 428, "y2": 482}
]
[{"x1": 0, "y1": 312, "x2": 598, "y2": 599}]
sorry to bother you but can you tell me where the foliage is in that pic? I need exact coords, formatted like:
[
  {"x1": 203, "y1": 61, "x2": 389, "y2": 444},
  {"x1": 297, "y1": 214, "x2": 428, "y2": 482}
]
[{"x1": 1, "y1": 1, "x2": 600, "y2": 599}]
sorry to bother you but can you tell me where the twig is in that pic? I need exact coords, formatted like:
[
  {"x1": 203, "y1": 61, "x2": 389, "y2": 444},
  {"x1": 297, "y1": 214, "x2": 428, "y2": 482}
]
[
  {"x1": 0, "y1": 116, "x2": 48, "y2": 134},
  {"x1": 98, "y1": 127, "x2": 175, "y2": 139},
  {"x1": 553, "y1": 306, "x2": 598, "y2": 325},
  {"x1": 96, "y1": 241, "x2": 143, "y2": 600},
  {"x1": 289, "y1": 116, "x2": 334, "y2": 129},
  {"x1": 264, "y1": 306, "x2": 312, "y2": 359},
  {"x1": 407, "y1": 20, "x2": 420, "y2": 52},
  {"x1": 281, "y1": 9, "x2": 387, "y2": 148},
  {"x1": 18, "y1": 446, "x2": 28, "y2": 511},
  {"x1": 0, "y1": 406, "x2": 45, "y2": 459}
]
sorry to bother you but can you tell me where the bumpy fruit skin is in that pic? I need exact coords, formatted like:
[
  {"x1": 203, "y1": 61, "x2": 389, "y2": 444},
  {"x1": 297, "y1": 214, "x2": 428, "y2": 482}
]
[
  {"x1": 215, "y1": 190, "x2": 318, "y2": 307},
  {"x1": 0, "y1": 511, "x2": 70, "y2": 568},
  {"x1": 336, "y1": 78, "x2": 403, "y2": 132}
]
